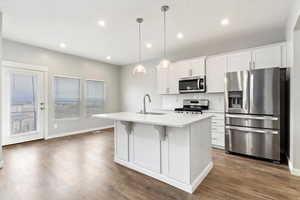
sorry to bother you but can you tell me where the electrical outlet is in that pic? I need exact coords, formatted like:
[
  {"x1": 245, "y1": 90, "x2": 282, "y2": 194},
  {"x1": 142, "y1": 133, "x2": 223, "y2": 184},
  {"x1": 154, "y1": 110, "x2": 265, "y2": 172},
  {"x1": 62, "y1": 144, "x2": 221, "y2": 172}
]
[{"x1": 54, "y1": 123, "x2": 58, "y2": 129}]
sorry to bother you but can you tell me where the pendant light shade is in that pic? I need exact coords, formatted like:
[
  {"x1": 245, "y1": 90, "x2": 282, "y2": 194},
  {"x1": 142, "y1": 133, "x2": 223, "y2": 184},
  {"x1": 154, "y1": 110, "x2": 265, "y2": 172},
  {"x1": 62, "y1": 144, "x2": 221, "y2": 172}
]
[
  {"x1": 133, "y1": 18, "x2": 146, "y2": 75},
  {"x1": 158, "y1": 5, "x2": 171, "y2": 69}
]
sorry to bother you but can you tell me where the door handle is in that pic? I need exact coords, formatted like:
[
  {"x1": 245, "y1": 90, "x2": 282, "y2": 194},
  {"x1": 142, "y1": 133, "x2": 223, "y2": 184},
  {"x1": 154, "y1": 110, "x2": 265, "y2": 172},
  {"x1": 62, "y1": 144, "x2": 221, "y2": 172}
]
[
  {"x1": 226, "y1": 126, "x2": 278, "y2": 135},
  {"x1": 40, "y1": 102, "x2": 45, "y2": 110}
]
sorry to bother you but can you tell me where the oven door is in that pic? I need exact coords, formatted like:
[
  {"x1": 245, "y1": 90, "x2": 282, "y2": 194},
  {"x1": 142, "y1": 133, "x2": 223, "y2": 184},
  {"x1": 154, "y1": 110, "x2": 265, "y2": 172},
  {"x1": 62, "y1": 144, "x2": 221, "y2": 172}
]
[
  {"x1": 179, "y1": 78, "x2": 204, "y2": 93},
  {"x1": 225, "y1": 126, "x2": 280, "y2": 161}
]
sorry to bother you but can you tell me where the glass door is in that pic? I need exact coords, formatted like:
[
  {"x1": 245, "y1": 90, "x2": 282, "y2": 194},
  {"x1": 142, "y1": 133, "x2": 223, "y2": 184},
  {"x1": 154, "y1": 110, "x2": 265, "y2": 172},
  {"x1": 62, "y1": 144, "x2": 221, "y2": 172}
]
[{"x1": 2, "y1": 68, "x2": 46, "y2": 145}]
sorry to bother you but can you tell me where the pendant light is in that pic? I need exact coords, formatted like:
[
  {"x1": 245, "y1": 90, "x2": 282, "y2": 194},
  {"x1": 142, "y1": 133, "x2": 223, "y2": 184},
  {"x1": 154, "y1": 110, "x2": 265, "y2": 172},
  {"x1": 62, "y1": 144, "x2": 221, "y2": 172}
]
[
  {"x1": 133, "y1": 18, "x2": 146, "y2": 75},
  {"x1": 159, "y1": 5, "x2": 171, "y2": 69}
]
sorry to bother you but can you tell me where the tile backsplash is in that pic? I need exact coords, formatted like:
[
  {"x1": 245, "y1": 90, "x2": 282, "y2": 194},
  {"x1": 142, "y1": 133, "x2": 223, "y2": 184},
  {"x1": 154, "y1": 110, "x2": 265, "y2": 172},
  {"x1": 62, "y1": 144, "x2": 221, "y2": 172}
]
[{"x1": 161, "y1": 93, "x2": 224, "y2": 111}]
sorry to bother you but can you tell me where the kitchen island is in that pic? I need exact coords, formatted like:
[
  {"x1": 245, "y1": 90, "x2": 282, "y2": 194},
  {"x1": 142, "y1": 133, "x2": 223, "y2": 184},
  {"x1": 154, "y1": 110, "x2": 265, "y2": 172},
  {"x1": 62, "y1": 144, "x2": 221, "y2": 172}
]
[{"x1": 94, "y1": 112, "x2": 213, "y2": 193}]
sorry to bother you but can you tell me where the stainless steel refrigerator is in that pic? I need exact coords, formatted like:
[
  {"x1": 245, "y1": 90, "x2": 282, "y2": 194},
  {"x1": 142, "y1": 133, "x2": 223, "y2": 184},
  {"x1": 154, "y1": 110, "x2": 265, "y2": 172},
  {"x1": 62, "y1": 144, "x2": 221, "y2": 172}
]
[{"x1": 225, "y1": 68, "x2": 288, "y2": 162}]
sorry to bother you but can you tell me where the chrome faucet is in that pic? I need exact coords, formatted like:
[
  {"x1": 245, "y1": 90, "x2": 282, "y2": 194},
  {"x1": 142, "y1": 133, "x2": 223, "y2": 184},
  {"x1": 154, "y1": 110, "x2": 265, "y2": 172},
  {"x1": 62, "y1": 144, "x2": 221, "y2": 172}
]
[{"x1": 143, "y1": 94, "x2": 152, "y2": 114}]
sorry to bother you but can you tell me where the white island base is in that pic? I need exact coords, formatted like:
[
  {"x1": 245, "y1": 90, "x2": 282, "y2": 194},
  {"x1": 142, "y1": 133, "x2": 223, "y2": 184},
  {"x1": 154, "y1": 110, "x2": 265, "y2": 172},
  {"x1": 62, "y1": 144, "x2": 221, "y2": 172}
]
[{"x1": 113, "y1": 116, "x2": 213, "y2": 193}]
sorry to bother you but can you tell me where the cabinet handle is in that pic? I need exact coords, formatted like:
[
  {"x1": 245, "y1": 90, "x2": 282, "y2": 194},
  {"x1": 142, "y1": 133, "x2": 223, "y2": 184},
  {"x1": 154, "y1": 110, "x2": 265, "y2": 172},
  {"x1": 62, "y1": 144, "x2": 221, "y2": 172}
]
[
  {"x1": 249, "y1": 61, "x2": 252, "y2": 70},
  {"x1": 253, "y1": 61, "x2": 255, "y2": 69}
]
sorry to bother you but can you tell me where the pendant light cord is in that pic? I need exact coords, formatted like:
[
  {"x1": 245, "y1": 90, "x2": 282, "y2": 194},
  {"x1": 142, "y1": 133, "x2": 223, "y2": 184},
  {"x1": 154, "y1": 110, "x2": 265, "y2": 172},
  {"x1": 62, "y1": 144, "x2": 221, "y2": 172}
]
[
  {"x1": 163, "y1": 10, "x2": 167, "y2": 58},
  {"x1": 138, "y1": 22, "x2": 141, "y2": 64}
]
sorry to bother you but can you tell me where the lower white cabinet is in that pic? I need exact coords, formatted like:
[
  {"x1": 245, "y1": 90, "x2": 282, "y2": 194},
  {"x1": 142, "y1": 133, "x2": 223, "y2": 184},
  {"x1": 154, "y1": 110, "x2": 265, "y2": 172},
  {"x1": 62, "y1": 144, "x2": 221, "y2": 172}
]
[
  {"x1": 113, "y1": 119, "x2": 213, "y2": 193},
  {"x1": 167, "y1": 126, "x2": 190, "y2": 183},
  {"x1": 115, "y1": 121, "x2": 129, "y2": 161},
  {"x1": 207, "y1": 112, "x2": 225, "y2": 149},
  {"x1": 132, "y1": 124, "x2": 161, "y2": 173}
]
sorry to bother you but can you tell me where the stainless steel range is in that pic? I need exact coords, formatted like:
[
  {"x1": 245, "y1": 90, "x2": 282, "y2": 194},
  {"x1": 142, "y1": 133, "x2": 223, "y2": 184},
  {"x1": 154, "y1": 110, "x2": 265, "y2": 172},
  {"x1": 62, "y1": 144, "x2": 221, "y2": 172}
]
[
  {"x1": 174, "y1": 99, "x2": 209, "y2": 114},
  {"x1": 225, "y1": 67, "x2": 288, "y2": 162}
]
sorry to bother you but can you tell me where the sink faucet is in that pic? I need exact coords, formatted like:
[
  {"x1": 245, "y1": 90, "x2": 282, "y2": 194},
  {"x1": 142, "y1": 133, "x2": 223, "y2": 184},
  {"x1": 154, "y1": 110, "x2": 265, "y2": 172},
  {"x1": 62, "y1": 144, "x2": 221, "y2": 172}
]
[{"x1": 143, "y1": 94, "x2": 152, "y2": 114}]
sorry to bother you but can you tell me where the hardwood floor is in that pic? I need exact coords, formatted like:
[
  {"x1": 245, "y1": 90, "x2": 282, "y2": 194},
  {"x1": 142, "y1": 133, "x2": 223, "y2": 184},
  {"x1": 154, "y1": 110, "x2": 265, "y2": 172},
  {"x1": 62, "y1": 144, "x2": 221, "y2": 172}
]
[{"x1": 0, "y1": 129, "x2": 300, "y2": 200}]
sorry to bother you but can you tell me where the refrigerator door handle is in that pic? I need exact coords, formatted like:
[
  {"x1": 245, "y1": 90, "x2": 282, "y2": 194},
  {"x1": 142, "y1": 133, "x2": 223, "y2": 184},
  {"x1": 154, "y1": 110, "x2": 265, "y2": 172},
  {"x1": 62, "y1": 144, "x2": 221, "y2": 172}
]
[
  {"x1": 225, "y1": 114, "x2": 279, "y2": 121},
  {"x1": 226, "y1": 126, "x2": 279, "y2": 135}
]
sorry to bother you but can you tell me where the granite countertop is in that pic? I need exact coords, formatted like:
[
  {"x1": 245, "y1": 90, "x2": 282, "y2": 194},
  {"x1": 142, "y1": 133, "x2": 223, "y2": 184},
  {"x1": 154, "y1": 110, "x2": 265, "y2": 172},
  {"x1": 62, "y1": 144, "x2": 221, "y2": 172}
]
[{"x1": 94, "y1": 112, "x2": 213, "y2": 128}]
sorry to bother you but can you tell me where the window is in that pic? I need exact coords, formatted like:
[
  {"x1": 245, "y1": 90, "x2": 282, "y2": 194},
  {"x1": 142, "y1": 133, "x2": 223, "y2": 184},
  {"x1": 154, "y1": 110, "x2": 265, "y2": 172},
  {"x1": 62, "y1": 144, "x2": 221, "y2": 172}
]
[
  {"x1": 85, "y1": 80, "x2": 105, "y2": 116},
  {"x1": 54, "y1": 76, "x2": 80, "y2": 119}
]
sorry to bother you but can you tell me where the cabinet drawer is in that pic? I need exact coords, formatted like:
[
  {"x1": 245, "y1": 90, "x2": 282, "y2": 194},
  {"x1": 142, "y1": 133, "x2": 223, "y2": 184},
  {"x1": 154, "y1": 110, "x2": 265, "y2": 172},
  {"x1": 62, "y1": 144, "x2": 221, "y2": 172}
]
[
  {"x1": 211, "y1": 120, "x2": 224, "y2": 127},
  {"x1": 212, "y1": 126, "x2": 224, "y2": 133}
]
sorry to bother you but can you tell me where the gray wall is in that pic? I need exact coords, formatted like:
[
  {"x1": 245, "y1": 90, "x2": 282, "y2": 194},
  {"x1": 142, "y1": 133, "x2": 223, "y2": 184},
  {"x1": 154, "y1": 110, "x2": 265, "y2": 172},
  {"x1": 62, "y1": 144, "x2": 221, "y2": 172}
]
[
  {"x1": 286, "y1": 0, "x2": 300, "y2": 171},
  {"x1": 120, "y1": 59, "x2": 162, "y2": 112},
  {"x1": 2, "y1": 39, "x2": 121, "y2": 137}
]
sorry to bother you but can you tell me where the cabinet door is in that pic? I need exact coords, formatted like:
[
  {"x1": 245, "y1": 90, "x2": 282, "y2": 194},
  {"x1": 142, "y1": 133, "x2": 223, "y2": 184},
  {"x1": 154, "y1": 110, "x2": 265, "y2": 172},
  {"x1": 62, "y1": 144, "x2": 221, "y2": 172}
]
[
  {"x1": 132, "y1": 124, "x2": 161, "y2": 173},
  {"x1": 227, "y1": 51, "x2": 252, "y2": 72},
  {"x1": 176, "y1": 60, "x2": 190, "y2": 78},
  {"x1": 157, "y1": 67, "x2": 169, "y2": 94},
  {"x1": 168, "y1": 127, "x2": 190, "y2": 183},
  {"x1": 115, "y1": 121, "x2": 129, "y2": 161},
  {"x1": 189, "y1": 57, "x2": 206, "y2": 76},
  {"x1": 253, "y1": 45, "x2": 282, "y2": 69},
  {"x1": 206, "y1": 55, "x2": 227, "y2": 93},
  {"x1": 168, "y1": 63, "x2": 180, "y2": 94}
]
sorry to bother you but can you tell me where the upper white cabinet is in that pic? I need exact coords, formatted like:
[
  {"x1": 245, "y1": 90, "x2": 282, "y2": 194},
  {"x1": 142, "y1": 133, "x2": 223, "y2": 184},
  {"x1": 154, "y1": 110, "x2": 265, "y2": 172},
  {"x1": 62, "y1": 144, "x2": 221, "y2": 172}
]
[
  {"x1": 188, "y1": 57, "x2": 206, "y2": 76},
  {"x1": 157, "y1": 63, "x2": 180, "y2": 95},
  {"x1": 157, "y1": 67, "x2": 169, "y2": 95},
  {"x1": 177, "y1": 57, "x2": 206, "y2": 78},
  {"x1": 227, "y1": 51, "x2": 252, "y2": 72},
  {"x1": 206, "y1": 55, "x2": 227, "y2": 93},
  {"x1": 252, "y1": 45, "x2": 282, "y2": 69},
  {"x1": 226, "y1": 43, "x2": 286, "y2": 72}
]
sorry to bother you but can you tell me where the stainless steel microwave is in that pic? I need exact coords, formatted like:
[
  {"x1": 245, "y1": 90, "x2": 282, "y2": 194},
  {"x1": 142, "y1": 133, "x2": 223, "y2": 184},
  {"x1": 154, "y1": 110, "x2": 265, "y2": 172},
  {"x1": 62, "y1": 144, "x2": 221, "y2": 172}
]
[{"x1": 179, "y1": 76, "x2": 206, "y2": 93}]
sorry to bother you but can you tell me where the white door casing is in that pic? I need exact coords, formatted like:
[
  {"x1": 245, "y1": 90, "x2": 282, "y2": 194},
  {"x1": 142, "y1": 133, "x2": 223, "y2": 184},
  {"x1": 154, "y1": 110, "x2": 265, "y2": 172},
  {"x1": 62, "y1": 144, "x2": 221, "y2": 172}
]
[{"x1": 2, "y1": 62, "x2": 48, "y2": 145}]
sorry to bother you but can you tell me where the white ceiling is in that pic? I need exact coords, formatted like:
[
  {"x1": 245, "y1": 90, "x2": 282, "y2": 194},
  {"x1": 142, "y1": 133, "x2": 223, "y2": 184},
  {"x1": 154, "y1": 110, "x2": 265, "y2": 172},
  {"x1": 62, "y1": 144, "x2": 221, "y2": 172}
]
[{"x1": 0, "y1": 0, "x2": 295, "y2": 65}]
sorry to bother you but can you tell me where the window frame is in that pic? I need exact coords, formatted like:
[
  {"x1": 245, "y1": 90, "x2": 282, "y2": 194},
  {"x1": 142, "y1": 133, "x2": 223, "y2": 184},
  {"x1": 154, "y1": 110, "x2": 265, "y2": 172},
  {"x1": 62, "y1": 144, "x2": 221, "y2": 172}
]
[
  {"x1": 53, "y1": 75, "x2": 82, "y2": 121},
  {"x1": 84, "y1": 79, "x2": 106, "y2": 118}
]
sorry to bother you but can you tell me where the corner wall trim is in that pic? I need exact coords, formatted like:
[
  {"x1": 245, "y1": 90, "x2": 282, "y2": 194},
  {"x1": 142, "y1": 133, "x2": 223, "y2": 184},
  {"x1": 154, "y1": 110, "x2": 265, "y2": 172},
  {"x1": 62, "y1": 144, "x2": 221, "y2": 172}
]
[
  {"x1": 0, "y1": 160, "x2": 3, "y2": 169},
  {"x1": 45, "y1": 125, "x2": 114, "y2": 140},
  {"x1": 288, "y1": 158, "x2": 300, "y2": 176}
]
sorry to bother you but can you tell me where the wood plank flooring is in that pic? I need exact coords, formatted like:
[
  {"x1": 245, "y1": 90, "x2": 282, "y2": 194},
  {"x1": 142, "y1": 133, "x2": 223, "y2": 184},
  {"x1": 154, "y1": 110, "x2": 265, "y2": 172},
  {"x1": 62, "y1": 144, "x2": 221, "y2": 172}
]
[{"x1": 0, "y1": 129, "x2": 300, "y2": 200}]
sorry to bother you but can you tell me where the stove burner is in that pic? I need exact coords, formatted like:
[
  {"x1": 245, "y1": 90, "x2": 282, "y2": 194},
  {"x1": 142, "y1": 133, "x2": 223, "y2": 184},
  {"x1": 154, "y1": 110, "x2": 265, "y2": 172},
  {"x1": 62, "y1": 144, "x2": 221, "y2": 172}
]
[{"x1": 174, "y1": 99, "x2": 209, "y2": 114}]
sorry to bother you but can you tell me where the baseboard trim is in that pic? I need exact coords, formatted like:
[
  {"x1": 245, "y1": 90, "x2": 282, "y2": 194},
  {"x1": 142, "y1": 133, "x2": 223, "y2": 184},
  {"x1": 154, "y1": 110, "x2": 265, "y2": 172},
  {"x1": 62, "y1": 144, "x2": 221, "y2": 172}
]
[
  {"x1": 115, "y1": 158, "x2": 213, "y2": 193},
  {"x1": 288, "y1": 158, "x2": 300, "y2": 176},
  {"x1": 191, "y1": 161, "x2": 214, "y2": 192},
  {"x1": 45, "y1": 125, "x2": 114, "y2": 140}
]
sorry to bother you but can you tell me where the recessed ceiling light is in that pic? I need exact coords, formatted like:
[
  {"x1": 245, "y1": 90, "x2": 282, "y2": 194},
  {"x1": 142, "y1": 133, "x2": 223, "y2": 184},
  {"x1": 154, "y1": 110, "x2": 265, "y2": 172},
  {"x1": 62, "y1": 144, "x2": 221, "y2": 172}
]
[
  {"x1": 146, "y1": 43, "x2": 152, "y2": 48},
  {"x1": 221, "y1": 18, "x2": 229, "y2": 26},
  {"x1": 98, "y1": 20, "x2": 106, "y2": 27},
  {"x1": 59, "y1": 43, "x2": 66, "y2": 48},
  {"x1": 106, "y1": 56, "x2": 111, "y2": 60},
  {"x1": 177, "y1": 32, "x2": 184, "y2": 39}
]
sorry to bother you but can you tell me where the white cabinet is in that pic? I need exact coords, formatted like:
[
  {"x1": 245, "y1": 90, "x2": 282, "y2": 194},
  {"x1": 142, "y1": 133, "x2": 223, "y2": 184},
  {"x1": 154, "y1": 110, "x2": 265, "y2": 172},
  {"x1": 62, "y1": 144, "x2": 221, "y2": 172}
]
[
  {"x1": 252, "y1": 45, "x2": 282, "y2": 69},
  {"x1": 206, "y1": 55, "x2": 227, "y2": 93},
  {"x1": 132, "y1": 124, "x2": 161, "y2": 173},
  {"x1": 209, "y1": 113, "x2": 225, "y2": 149},
  {"x1": 226, "y1": 44, "x2": 286, "y2": 72},
  {"x1": 157, "y1": 63, "x2": 180, "y2": 95},
  {"x1": 168, "y1": 64, "x2": 180, "y2": 94},
  {"x1": 115, "y1": 121, "x2": 129, "y2": 161},
  {"x1": 177, "y1": 57, "x2": 206, "y2": 78},
  {"x1": 227, "y1": 51, "x2": 252, "y2": 72},
  {"x1": 157, "y1": 67, "x2": 169, "y2": 94},
  {"x1": 188, "y1": 57, "x2": 206, "y2": 76},
  {"x1": 167, "y1": 127, "x2": 190, "y2": 183}
]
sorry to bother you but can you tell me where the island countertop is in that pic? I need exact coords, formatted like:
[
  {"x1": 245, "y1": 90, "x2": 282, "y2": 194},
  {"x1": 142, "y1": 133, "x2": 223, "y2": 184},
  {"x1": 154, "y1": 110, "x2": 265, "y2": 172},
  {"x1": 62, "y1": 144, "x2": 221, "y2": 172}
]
[{"x1": 94, "y1": 112, "x2": 213, "y2": 128}]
